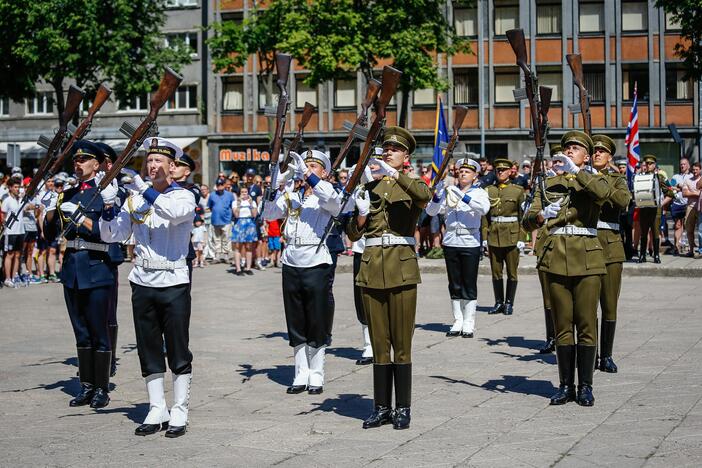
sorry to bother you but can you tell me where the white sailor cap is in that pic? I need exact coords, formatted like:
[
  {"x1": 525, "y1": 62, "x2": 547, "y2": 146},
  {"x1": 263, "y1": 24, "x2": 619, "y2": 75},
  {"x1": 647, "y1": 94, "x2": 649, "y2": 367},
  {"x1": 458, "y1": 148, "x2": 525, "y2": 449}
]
[
  {"x1": 374, "y1": 147, "x2": 383, "y2": 156},
  {"x1": 11, "y1": 166, "x2": 21, "y2": 174},
  {"x1": 66, "y1": 176, "x2": 77, "y2": 185},
  {"x1": 303, "y1": 149, "x2": 331, "y2": 173},
  {"x1": 455, "y1": 158, "x2": 480, "y2": 172},
  {"x1": 142, "y1": 137, "x2": 183, "y2": 159}
]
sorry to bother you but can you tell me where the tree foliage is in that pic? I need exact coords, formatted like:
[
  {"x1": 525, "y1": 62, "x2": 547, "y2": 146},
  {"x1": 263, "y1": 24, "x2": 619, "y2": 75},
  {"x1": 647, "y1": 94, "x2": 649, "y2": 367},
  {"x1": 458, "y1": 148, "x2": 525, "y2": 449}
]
[
  {"x1": 0, "y1": 0, "x2": 191, "y2": 113},
  {"x1": 655, "y1": 0, "x2": 702, "y2": 81}
]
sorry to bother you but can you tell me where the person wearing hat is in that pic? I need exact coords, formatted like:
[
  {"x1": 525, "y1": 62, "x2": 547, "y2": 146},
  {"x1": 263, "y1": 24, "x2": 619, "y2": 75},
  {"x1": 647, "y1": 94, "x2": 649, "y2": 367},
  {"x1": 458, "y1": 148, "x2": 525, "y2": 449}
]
[
  {"x1": 262, "y1": 149, "x2": 343, "y2": 397},
  {"x1": 482, "y1": 158, "x2": 525, "y2": 316},
  {"x1": 591, "y1": 135, "x2": 631, "y2": 373},
  {"x1": 346, "y1": 126, "x2": 432, "y2": 430},
  {"x1": 99, "y1": 136, "x2": 196, "y2": 438},
  {"x1": 173, "y1": 153, "x2": 201, "y2": 279},
  {"x1": 523, "y1": 130, "x2": 610, "y2": 407},
  {"x1": 427, "y1": 157, "x2": 490, "y2": 337},
  {"x1": 43, "y1": 139, "x2": 121, "y2": 409},
  {"x1": 637, "y1": 154, "x2": 674, "y2": 263}
]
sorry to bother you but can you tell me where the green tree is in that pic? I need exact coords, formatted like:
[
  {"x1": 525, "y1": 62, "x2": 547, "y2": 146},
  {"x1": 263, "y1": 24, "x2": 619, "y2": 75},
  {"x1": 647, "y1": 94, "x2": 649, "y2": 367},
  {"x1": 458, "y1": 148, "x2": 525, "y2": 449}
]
[
  {"x1": 0, "y1": 0, "x2": 190, "y2": 114},
  {"x1": 655, "y1": 1, "x2": 702, "y2": 81}
]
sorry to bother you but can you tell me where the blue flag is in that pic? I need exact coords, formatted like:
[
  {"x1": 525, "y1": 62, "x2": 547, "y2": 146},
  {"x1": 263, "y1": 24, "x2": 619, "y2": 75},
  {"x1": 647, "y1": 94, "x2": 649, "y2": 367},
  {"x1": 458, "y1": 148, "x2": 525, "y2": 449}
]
[{"x1": 430, "y1": 96, "x2": 449, "y2": 185}]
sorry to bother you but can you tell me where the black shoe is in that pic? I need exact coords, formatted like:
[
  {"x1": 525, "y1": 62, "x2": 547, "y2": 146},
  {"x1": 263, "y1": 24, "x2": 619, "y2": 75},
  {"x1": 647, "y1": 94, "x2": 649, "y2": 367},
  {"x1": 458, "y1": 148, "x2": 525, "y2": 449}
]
[
  {"x1": 637, "y1": 255, "x2": 647, "y2": 263},
  {"x1": 488, "y1": 303, "x2": 504, "y2": 315},
  {"x1": 653, "y1": 255, "x2": 661, "y2": 264},
  {"x1": 576, "y1": 385, "x2": 595, "y2": 406},
  {"x1": 489, "y1": 279, "x2": 505, "y2": 314},
  {"x1": 356, "y1": 356, "x2": 373, "y2": 365},
  {"x1": 286, "y1": 385, "x2": 308, "y2": 394},
  {"x1": 599, "y1": 356, "x2": 618, "y2": 373},
  {"x1": 461, "y1": 332, "x2": 474, "y2": 338},
  {"x1": 165, "y1": 425, "x2": 187, "y2": 438},
  {"x1": 539, "y1": 338, "x2": 556, "y2": 354},
  {"x1": 549, "y1": 385, "x2": 576, "y2": 405},
  {"x1": 308, "y1": 386, "x2": 323, "y2": 395},
  {"x1": 504, "y1": 280, "x2": 517, "y2": 315},
  {"x1": 445, "y1": 330, "x2": 461, "y2": 337},
  {"x1": 362, "y1": 405, "x2": 393, "y2": 429},
  {"x1": 502, "y1": 303, "x2": 514, "y2": 316},
  {"x1": 90, "y1": 387, "x2": 110, "y2": 408},
  {"x1": 244, "y1": 269, "x2": 254, "y2": 276},
  {"x1": 69, "y1": 383, "x2": 95, "y2": 407},
  {"x1": 135, "y1": 422, "x2": 168, "y2": 436},
  {"x1": 392, "y1": 407, "x2": 411, "y2": 429}
]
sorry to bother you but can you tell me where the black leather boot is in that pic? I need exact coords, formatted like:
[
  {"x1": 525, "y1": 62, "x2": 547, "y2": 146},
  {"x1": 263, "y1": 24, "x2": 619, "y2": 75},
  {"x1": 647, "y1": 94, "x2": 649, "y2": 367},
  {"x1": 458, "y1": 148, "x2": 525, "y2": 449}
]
[
  {"x1": 488, "y1": 279, "x2": 504, "y2": 314},
  {"x1": 392, "y1": 363, "x2": 411, "y2": 430},
  {"x1": 653, "y1": 241, "x2": 661, "y2": 263},
  {"x1": 363, "y1": 364, "x2": 393, "y2": 429},
  {"x1": 70, "y1": 347, "x2": 94, "y2": 407},
  {"x1": 539, "y1": 309, "x2": 556, "y2": 354},
  {"x1": 599, "y1": 320, "x2": 618, "y2": 373},
  {"x1": 576, "y1": 344, "x2": 596, "y2": 407},
  {"x1": 503, "y1": 279, "x2": 517, "y2": 315},
  {"x1": 638, "y1": 235, "x2": 647, "y2": 263},
  {"x1": 90, "y1": 350, "x2": 111, "y2": 408},
  {"x1": 109, "y1": 325, "x2": 118, "y2": 377},
  {"x1": 550, "y1": 345, "x2": 576, "y2": 405}
]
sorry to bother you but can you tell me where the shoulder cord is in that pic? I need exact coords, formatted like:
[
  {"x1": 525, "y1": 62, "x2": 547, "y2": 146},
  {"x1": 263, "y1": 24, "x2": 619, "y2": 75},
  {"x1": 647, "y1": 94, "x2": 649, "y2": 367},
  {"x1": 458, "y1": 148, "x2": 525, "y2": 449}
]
[{"x1": 127, "y1": 195, "x2": 152, "y2": 225}]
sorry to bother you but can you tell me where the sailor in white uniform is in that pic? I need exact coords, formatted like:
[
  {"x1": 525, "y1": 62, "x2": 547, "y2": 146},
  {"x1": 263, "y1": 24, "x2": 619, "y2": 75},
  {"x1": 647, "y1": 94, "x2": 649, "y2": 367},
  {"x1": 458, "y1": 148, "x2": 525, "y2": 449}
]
[{"x1": 99, "y1": 137, "x2": 196, "y2": 438}]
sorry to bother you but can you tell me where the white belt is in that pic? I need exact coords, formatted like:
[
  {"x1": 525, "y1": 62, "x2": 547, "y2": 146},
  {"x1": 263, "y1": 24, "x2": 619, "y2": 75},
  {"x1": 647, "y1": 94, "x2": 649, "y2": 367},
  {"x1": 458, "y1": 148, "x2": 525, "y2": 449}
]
[
  {"x1": 447, "y1": 226, "x2": 479, "y2": 236},
  {"x1": 365, "y1": 234, "x2": 416, "y2": 247},
  {"x1": 287, "y1": 236, "x2": 322, "y2": 246},
  {"x1": 135, "y1": 257, "x2": 187, "y2": 270},
  {"x1": 597, "y1": 221, "x2": 620, "y2": 231},
  {"x1": 549, "y1": 225, "x2": 597, "y2": 237},
  {"x1": 492, "y1": 216, "x2": 518, "y2": 223},
  {"x1": 65, "y1": 239, "x2": 109, "y2": 252}
]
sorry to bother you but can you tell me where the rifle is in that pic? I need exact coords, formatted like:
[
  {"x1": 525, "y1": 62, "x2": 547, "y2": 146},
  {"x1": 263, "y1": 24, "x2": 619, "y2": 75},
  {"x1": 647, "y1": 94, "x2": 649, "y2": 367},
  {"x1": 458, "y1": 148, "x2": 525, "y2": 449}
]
[
  {"x1": 264, "y1": 53, "x2": 293, "y2": 204},
  {"x1": 430, "y1": 105, "x2": 469, "y2": 189},
  {"x1": 48, "y1": 83, "x2": 112, "y2": 177},
  {"x1": 1, "y1": 85, "x2": 85, "y2": 236},
  {"x1": 566, "y1": 53, "x2": 592, "y2": 136},
  {"x1": 59, "y1": 67, "x2": 182, "y2": 237},
  {"x1": 330, "y1": 79, "x2": 382, "y2": 173},
  {"x1": 279, "y1": 101, "x2": 315, "y2": 173},
  {"x1": 506, "y1": 28, "x2": 552, "y2": 212},
  {"x1": 316, "y1": 66, "x2": 402, "y2": 252}
]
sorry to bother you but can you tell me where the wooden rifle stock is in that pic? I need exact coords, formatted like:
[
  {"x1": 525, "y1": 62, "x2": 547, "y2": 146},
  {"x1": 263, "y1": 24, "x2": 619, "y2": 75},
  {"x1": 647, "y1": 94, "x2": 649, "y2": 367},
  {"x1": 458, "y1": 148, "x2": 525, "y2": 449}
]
[
  {"x1": 48, "y1": 83, "x2": 112, "y2": 176},
  {"x1": 431, "y1": 105, "x2": 469, "y2": 189},
  {"x1": 268, "y1": 53, "x2": 293, "y2": 168},
  {"x1": 331, "y1": 78, "x2": 382, "y2": 172},
  {"x1": 566, "y1": 53, "x2": 592, "y2": 135},
  {"x1": 507, "y1": 29, "x2": 542, "y2": 149},
  {"x1": 280, "y1": 101, "x2": 315, "y2": 173}
]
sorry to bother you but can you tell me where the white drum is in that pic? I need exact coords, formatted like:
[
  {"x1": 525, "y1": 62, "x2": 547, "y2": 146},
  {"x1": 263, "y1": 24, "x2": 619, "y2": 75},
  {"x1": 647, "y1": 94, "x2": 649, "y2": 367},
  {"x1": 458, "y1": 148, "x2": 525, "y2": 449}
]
[{"x1": 634, "y1": 173, "x2": 660, "y2": 208}]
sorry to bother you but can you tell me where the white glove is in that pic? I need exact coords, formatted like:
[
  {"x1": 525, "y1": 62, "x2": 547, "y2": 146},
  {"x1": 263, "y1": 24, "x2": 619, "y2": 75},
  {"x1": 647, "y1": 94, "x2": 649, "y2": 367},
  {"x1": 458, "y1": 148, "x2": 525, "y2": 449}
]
[
  {"x1": 517, "y1": 241, "x2": 525, "y2": 250},
  {"x1": 290, "y1": 152, "x2": 307, "y2": 178},
  {"x1": 552, "y1": 153, "x2": 580, "y2": 174},
  {"x1": 100, "y1": 178, "x2": 119, "y2": 206},
  {"x1": 273, "y1": 164, "x2": 292, "y2": 188},
  {"x1": 120, "y1": 168, "x2": 148, "y2": 193},
  {"x1": 433, "y1": 179, "x2": 446, "y2": 199},
  {"x1": 546, "y1": 169, "x2": 557, "y2": 177},
  {"x1": 353, "y1": 188, "x2": 371, "y2": 216},
  {"x1": 369, "y1": 158, "x2": 398, "y2": 178},
  {"x1": 283, "y1": 178, "x2": 296, "y2": 195},
  {"x1": 95, "y1": 170, "x2": 106, "y2": 185},
  {"x1": 446, "y1": 185, "x2": 468, "y2": 203},
  {"x1": 60, "y1": 202, "x2": 85, "y2": 225},
  {"x1": 540, "y1": 197, "x2": 564, "y2": 220},
  {"x1": 482, "y1": 240, "x2": 488, "y2": 248}
]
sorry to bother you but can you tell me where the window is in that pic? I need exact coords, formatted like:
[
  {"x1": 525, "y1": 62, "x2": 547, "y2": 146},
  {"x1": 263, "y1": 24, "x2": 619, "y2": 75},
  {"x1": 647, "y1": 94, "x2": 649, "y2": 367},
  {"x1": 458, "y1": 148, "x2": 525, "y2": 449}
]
[
  {"x1": 258, "y1": 76, "x2": 280, "y2": 110},
  {"x1": 494, "y1": 70, "x2": 520, "y2": 103},
  {"x1": 118, "y1": 93, "x2": 149, "y2": 111},
  {"x1": 537, "y1": 2, "x2": 561, "y2": 35},
  {"x1": 295, "y1": 77, "x2": 317, "y2": 108},
  {"x1": 665, "y1": 12, "x2": 682, "y2": 31},
  {"x1": 622, "y1": 1, "x2": 647, "y2": 31},
  {"x1": 166, "y1": 85, "x2": 197, "y2": 110},
  {"x1": 622, "y1": 64, "x2": 649, "y2": 101},
  {"x1": 222, "y1": 78, "x2": 243, "y2": 111},
  {"x1": 334, "y1": 79, "x2": 356, "y2": 108},
  {"x1": 26, "y1": 91, "x2": 54, "y2": 115},
  {"x1": 454, "y1": 7, "x2": 477, "y2": 37},
  {"x1": 165, "y1": 0, "x2": 198, "y2": 8},
  {"x1": 164, "y1": 32, "x2": 198, "y2": 57},
  {"x1": 413, "y1": 88, "x2": 435, "y2": 106},
  {"x1": 494, "y1": 1, "x2": 519, "y2": 36},
  {"x1": 579, "y1": 2, "x2": 604, "y2": 33},
  {"x1": 453, "y1": 69, "x2": 479, "y2": 105},
  {"x1": 538, "y1": 69, "x2": 562, "y2": 101},
  {"x1": 0, "y1": 96, "x2": 9, "y2": 116},
  {"x1": 666, "y1": 65, "x2": 693, "y2": 101},
  {"x1": 583, "y1": 65, "x2": 605, "y2": 102}
]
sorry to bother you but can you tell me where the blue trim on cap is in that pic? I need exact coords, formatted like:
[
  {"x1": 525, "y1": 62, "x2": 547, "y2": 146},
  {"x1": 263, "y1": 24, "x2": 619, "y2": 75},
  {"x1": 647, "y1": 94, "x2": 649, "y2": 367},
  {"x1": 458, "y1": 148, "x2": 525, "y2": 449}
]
[
  {"x1": 143, "y1": 187, "x2": 160, "y2": 205},
  {"x1": 307, "y1": 173, "x2": 321, "y2": 188}
]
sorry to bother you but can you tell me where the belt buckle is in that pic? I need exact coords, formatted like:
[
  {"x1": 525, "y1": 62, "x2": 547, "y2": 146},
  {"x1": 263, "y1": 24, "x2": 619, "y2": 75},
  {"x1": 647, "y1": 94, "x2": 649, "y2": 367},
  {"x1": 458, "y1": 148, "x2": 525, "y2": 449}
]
[
  {"x1": 142, "y1": 258, "x2": 150, "y2": 269},
  {"x1": 382, "y1": 235, "x2": 390, "y2": 247},
  {"x1": 565, "y1": 226, "x2": 575, "y2": 235}
]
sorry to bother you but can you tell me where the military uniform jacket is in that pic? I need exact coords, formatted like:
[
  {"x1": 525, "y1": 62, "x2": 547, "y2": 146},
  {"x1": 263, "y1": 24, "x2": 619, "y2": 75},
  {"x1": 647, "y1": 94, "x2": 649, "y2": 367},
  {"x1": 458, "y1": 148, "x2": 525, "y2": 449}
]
[
  {"x1": 44, "y1": 179, "x2": 118, "y2": 290},
  {"x1": 523, "y1": 170, "x2": 610, "y2": 277},
  {"x1": 597, "y1": 172, "x2": 631, "y2": 264},
  {"x1": 346, "y1": 173, "x2": 432, "y2": 289},
  {"x1": 484, "y1": 183, "x2": 525, "y2": 247}
]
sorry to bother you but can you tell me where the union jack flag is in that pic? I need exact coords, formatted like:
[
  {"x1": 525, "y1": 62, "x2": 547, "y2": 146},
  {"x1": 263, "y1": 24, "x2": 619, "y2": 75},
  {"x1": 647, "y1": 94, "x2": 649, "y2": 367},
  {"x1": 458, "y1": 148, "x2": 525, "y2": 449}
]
[{"x1": 624, "y1": 83, "x2": 640, "y2": 188}]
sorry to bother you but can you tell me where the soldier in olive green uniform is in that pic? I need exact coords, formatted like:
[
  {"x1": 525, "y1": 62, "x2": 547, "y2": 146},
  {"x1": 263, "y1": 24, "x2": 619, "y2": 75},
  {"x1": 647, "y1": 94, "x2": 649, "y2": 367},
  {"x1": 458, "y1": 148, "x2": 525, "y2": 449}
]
[
  {"x1": 483, "y1": 158, "x2": 525, "y2": 315},
  {"x1": 637, "y1": 154, "x2": 674, "y2": 263},
  {"x1": 523, "y1": 131, "x2": 610, "y2": 407},
  {"x1": 346, "y1": 127, "x2": 432, "y2": 430},
  {"x1": 591, "y1": 135, "x2": 632, "y2": 373}
]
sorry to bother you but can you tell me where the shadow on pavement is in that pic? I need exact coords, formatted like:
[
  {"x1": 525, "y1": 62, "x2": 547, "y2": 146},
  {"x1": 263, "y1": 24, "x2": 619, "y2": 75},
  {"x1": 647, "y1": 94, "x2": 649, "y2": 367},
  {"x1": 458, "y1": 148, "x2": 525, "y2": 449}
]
[
  {"x1": 243, "y1": 331, "x2": 288, "y2": 342},
  {"x1": 42, "y1": 377, "x2": 81, "y2": 397},
  {"x1": 480, "y1": 335, "x2": 547, "y2": 351},
  {"x1": 327, "y1": 346, "x2": 361, "y2": 361},
  {"x1": 430, "y1": 374, "x2": 557, "y2": 398},
  {"x1": 237, "y1": 363, "x2": 292, "y2": 386},
  {"x1": 476, "y1": 306, "x2": 494, "y2": 313},
  {"x1": 491, "y1": 350, "x2": 556, "y2": 365},
  {"x1": 415, "y1": 322, "x2": 448, "y2": 334},
  {"x1": 98, "y1": 402, "x2": 149, "y2": 424},
  {"x1": 297, "y1": 393, "x2": 372, "y2": 420}
]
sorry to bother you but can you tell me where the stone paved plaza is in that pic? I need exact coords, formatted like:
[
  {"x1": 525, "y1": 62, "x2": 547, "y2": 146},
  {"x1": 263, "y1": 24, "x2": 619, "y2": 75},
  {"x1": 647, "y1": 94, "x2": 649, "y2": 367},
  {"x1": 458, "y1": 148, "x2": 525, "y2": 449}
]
[{"x1": 1, "y1": 263, "x2": 701, "y2": 467}]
